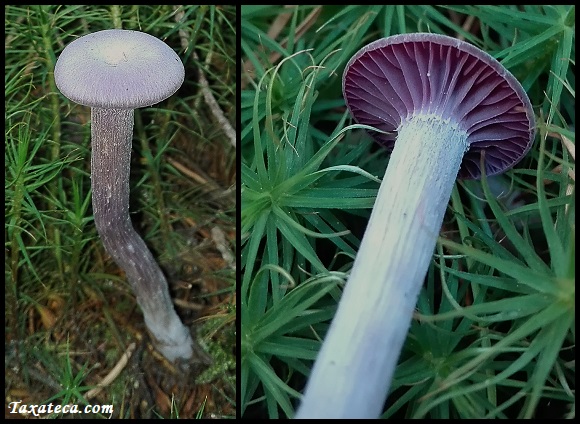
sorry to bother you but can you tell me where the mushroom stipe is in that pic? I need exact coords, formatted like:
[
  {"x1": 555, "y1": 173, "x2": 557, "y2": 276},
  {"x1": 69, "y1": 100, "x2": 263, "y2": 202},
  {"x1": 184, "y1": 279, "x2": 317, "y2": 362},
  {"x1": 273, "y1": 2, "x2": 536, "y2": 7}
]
[
  {"x1": 55, "y1": 30, "x2": 206, "y2": 364},
  {"x1": 296, "y1": 33, "x2": 535, "y2": 419}
]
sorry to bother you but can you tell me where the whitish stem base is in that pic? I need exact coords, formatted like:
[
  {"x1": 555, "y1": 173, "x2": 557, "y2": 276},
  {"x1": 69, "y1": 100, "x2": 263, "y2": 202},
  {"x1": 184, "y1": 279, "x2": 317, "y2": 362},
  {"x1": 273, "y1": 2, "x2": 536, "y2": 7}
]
[{"x1": 296, "y1": 114, "x2": 469, "y2": 418}]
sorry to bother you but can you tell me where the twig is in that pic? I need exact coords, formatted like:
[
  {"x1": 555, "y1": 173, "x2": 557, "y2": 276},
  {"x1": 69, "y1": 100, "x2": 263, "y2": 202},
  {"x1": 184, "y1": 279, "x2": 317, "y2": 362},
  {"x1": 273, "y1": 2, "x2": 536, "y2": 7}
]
[
  {"x1": 167, "y1": 156, "x2": 216, "y2": 188},
  {"x1": 211, "y1": 226, "x2": 235, "y2": 269},
  {"x1": 173, "y1": 6, "x2": 236, "y2": 148},
  {"x1": 166, "y1": 156, "x2": 235, "y2": 201},
  {"x1": 86, "y1": 342, "x2": 136, "y2": 399},
  {"x1": 174, "y1": 298, "x2": 205, "y2": 311}
]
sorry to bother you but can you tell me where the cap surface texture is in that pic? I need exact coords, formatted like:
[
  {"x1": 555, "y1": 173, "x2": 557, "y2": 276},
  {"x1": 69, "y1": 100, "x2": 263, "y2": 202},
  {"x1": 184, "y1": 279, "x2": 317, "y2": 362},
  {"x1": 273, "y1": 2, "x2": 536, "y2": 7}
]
[
  {"x1": 343, "y1": 33, "x2": 535, "y2": 179},
  {"x1": 55, "y1": 29, "x2": 184, "y2": 109}
]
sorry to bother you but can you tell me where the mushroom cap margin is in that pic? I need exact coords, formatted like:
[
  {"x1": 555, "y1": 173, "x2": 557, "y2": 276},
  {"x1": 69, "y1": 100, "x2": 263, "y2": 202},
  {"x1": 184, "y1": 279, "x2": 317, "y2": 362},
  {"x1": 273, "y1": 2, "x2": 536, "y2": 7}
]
[{"x1": 343, "y1": 33, "x2": 536, "y2": 179}]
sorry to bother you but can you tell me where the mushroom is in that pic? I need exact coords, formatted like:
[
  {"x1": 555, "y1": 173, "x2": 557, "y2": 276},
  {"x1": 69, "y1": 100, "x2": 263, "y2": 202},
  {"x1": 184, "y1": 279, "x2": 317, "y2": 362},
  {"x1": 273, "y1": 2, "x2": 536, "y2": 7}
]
[
  {"x1": 296, "y1": 33, "x2": 535, "y2": 418},
  {"x1": 54, "y1": 29, "x2": 195, "y2": 363}
]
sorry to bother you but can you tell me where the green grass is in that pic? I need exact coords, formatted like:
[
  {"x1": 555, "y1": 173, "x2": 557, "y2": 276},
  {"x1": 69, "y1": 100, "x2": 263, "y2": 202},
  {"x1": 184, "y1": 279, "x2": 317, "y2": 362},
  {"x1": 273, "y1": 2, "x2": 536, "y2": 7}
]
[
  {"x1": 241, "y1": 5, "x2": 574, "y2": 419},
  {"x1": 5, "y1": 5, "x2": 236, "y2": 418}
]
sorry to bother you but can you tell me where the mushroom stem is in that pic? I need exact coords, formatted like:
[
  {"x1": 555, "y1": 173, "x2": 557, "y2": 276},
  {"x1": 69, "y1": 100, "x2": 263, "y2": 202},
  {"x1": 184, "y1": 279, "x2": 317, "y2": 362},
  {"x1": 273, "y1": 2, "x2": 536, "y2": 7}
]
[
  {"x1": 296, "y1": 114, "x2": 469, "y2": 418},
  {"x1": 91, "y1": 107, "x2": 194, "y2": 362}
]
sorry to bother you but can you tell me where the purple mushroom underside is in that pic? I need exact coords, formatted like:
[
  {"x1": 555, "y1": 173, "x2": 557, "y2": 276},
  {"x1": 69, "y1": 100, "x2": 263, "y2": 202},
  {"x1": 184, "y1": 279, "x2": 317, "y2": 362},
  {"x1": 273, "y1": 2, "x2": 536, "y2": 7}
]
[{"x1": 343, "y1": 33, "x2": 535, "y2": 179}]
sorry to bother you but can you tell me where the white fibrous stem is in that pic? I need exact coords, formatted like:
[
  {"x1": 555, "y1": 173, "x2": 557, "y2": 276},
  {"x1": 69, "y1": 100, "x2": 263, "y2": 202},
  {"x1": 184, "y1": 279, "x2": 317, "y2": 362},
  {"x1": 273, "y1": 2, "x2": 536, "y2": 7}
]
[
  {"x1": 91, "y1": 108, "x2": 194, "y2": 362},
  {"x1": 296, "y1": 114, "x2": 469, "y2": 418}
]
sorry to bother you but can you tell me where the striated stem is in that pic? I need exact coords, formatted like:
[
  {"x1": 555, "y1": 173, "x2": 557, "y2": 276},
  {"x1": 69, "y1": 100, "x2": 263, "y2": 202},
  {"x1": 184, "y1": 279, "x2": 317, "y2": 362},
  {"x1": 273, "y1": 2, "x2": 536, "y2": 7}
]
[
  {"x1": 296, "y1": 115, "x2": 469, "y2": 418},
  {"x1": 91, "y1": 107, "x2": 193, "y2": 362}
]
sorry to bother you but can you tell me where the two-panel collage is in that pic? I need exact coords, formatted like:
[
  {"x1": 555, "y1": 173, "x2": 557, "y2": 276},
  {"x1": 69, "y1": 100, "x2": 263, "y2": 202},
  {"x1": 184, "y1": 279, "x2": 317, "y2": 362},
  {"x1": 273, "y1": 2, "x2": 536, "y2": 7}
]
[{"x1": 4, "y1": 4, "x2": 574, "y2": 420}]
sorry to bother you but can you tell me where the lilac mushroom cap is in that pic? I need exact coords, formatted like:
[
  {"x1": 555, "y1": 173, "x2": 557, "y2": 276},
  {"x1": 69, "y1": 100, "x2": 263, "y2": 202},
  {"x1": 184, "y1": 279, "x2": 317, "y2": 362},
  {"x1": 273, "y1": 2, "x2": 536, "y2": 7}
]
[
  {"x1": 343, "y1": 32, "x2": 535, "y2": 179},
  {"x1": 54, "y1": 29, "x2": 184, "y2": 109}
]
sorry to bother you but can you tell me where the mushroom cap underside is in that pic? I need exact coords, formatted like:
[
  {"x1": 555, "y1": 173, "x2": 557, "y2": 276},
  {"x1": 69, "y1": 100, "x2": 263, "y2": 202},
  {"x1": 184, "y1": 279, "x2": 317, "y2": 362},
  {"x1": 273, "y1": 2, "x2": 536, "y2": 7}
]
[
  {"x1": 343, "y1": 33, "x2": 535, "y2": 179},
  {"x1": 55, "y1": 29, "x2": 184, "y2": 109}
]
